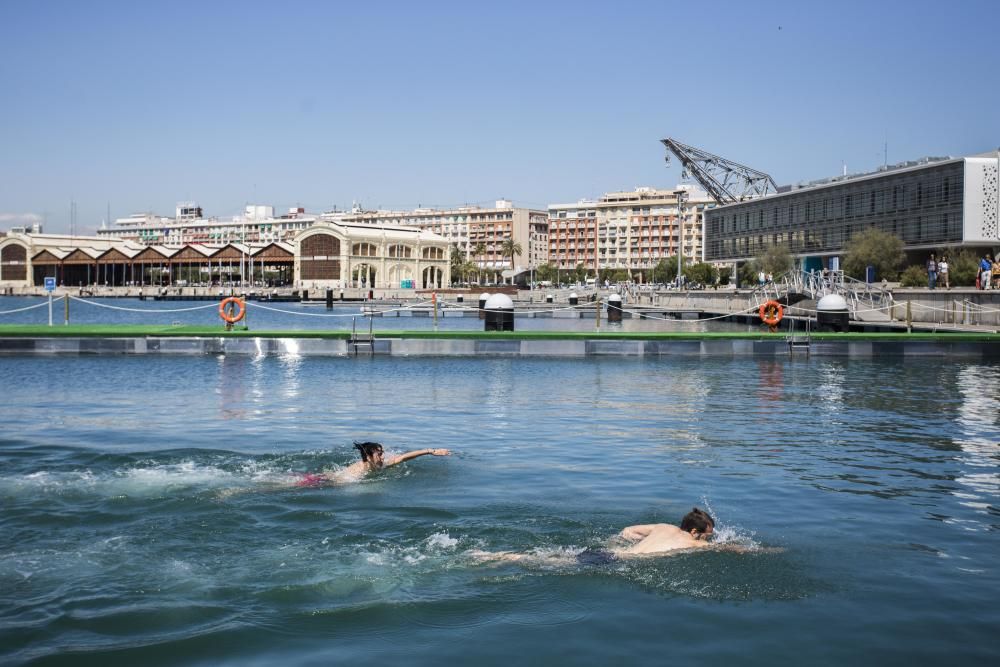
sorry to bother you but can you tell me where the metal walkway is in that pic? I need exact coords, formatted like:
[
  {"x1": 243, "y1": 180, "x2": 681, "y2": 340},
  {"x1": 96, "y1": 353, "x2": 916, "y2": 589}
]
[{"x1": 747, "y1": 270, "x2": 895, "y2": 323}]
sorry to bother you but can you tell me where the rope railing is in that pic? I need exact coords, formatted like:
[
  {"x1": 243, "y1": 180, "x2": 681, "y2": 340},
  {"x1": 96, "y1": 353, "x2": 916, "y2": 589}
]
[
  {"x1": 67, "y1": 295, "x2": 218, "y2": 313},
  {"x1": 0, "y1": 300, "x2": 53, "y2": 315},
  {"x1": 2, "y1": 292, "x2": 995, "y2": 328}
]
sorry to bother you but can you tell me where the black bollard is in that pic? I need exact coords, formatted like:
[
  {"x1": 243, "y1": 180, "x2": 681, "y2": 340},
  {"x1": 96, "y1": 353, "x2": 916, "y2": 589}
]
[
  {"x1": 607, "y1": 294, "x2": 623, "y2": 323},
  {"x1": 478, "y1": 293, "x2": 489, "y2": 320},
  {"x1": 568, "y1": 292, "x2": 579, "y2": 306},
  {"x1": 484, "y1": 294, "x2": 514, "y2": 331}
]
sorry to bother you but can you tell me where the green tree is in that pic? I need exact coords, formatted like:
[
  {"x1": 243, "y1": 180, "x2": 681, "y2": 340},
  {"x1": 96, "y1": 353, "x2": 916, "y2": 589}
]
[
  {"x1": 899, "y1": 265, "x2": 926, "y2": 287},
  {"x1": 683, "y1": 262, "x2": 719, "y2": 286},
  {"x1": 738, "y1": 262, "x2": 758, "y2": 288},
  {"x1": 450, "y1": 246, "x2": 465, "y2": 285},
  {"x1": 535, "y1": 263, "x2": 557, "y2": 283},
  {"x1": 651, "y1": 257, "x2": 679, "y2": 284},
  {"x1": 841, "y1": 229, "x2": 905, "y2": 281},
  {"x1": 500, "y1": 238, "x2": 523, "y2": 270},
  {"x1": 946, "y1": 249, "x2": 981, "y2": 287},
  {"x1": 574, "y1": 263, "x2": 588, "y2": 283},
  {"x1": 472, "y1": 242, "x2": 487, "y2": 284},
  {"x1": 758, "y1": 244, "x2": 793, "y2": 277}
]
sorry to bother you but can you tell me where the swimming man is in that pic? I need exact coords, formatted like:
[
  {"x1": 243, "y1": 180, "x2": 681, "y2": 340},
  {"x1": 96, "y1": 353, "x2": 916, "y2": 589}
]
[
  {"x1": 472, "y1": 507, "x2": 725, "y2": 565},
  {"x1": 296, "y1": 441, "x2": 451, "y2": 486}
]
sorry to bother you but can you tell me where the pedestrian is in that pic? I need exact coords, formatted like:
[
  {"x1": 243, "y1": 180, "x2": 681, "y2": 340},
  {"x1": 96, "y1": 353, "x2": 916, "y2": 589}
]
[
  {"x1": 926, "y1": 253, "x2": 937, "y2": 290},
  {"x1": 938, "y1": 255, "x2": 950, "y2": 289},
  {"x1": 980, "y1": 254, "x2": 993, "y2": 291},
  {"x1": 993, "y1": 255, "x2": 1000, "y2": 290}
]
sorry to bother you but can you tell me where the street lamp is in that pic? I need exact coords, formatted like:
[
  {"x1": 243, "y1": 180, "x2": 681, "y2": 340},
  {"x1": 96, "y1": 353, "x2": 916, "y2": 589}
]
[{"x1": 674, "y1": 189, "x2": 688, "y2": 288}]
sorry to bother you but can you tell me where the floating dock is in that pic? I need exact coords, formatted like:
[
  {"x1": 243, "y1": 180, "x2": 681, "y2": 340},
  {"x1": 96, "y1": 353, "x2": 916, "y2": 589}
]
[{"x1": 0, "y1": 326, "x2": 997, "y2": 358}]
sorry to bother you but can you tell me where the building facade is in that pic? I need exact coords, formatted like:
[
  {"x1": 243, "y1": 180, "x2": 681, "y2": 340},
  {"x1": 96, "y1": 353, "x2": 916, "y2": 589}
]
[
  {"x1": 97, "y1": 203, "x2": 323, "y2": 246},
  {"x1": 1, "y1": 222, "x2": 450, "y2": 290},
  {"x1": 547, "y1": 186, "x2": 713, "y2": 278},
  {"x1": 341, "y1": 201, "x2": 548, "y2": 277},
  {"x1": 703, "y1": 154, "x2": 1000, "y2": 268}
]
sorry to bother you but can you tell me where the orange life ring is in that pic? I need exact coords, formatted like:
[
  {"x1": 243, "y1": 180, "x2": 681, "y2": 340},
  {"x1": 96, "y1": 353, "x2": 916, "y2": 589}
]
[
  {"x1": 759, "y1": 300, "x2": 783, "y2": 327},
  {"x1": 219, "y1": 296, "x2": 246, "y2": 324}
]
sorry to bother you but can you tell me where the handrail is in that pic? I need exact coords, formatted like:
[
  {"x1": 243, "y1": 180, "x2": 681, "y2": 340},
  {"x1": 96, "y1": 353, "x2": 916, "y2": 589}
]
[{"x1": 747, "y1": 270, "x2": 895, "y2": 319}]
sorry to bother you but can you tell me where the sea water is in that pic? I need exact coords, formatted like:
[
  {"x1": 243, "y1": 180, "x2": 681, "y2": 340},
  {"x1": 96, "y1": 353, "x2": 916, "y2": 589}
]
[
  {"x1": 0, "y1": 355, "x2": 998, "y2": 665},
  {"x1": 0, "y1": 296, "x2": 753, "y2": 333}
]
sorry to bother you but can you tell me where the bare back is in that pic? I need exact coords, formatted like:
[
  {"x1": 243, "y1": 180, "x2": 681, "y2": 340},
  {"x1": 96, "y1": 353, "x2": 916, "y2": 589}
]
[{"x1": 619, "y1": 524, "x2": 709, "y2": 556}]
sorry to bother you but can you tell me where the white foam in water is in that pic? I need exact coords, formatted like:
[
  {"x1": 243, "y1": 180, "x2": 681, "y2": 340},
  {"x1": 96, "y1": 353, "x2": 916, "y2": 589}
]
[
  {"x1": 424, "y1": 532, "x2": 458, "y2": 550},
  {"x1": 0, "y1": 458, "x2": 300, "y2": 498}
]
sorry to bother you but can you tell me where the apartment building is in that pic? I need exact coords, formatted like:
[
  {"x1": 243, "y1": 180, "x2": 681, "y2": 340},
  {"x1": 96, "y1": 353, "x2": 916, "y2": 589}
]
[
  {"x1": 96, "y1": 203, "x2": 319, "y2": 245},
  {"x1": 342, "y1": 201, "x2": 548, "y2": 276},
  {"x1": 547, "y1": 186, "x2": 714, "y2": 277}
]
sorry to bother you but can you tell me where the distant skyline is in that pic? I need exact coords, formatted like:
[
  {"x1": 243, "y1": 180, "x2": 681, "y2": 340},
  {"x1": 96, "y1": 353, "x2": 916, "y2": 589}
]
[{"x1": 2, "y1": 0, "x2": 998, "y2": 234}]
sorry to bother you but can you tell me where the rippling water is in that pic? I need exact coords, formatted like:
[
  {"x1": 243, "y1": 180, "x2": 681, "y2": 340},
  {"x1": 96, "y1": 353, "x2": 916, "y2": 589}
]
[{"x1": 1, "y1": 355, "x2": 998, "y2": 665}]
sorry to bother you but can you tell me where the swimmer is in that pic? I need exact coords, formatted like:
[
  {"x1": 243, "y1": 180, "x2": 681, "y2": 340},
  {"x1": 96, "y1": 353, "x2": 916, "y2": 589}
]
[
  {"x1": 296, "y1": 441, "x2": 451, "y2": 487},
  {"x1": 471, "y1": 507, "x2": 766, "y2": 565}
]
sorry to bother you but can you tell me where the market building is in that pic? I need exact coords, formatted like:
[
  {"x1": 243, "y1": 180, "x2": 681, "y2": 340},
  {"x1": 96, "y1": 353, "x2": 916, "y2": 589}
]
[{"x1": 0, "y1": 221, "x2": 450, "y2": 290}]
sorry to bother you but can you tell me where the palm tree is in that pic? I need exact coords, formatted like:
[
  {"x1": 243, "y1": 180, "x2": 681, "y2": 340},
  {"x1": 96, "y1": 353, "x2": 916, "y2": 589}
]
[
  {"x1": 500, "y1": 238, "x2": 523, "y2": 271},
  {"x1": 472, "y1": 242, "x2": 487, "y2": 285}
]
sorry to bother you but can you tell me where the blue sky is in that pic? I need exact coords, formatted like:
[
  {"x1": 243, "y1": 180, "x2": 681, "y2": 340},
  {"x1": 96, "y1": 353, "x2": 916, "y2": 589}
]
[{"x1": 1, "y1": 0, "x2": 998, "y2": 233}]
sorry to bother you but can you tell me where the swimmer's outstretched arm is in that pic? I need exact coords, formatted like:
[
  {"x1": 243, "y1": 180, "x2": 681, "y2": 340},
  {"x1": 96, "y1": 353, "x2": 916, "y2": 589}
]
[{"x1": 384, "y1": 448, "x2": 451, "y2": 467}]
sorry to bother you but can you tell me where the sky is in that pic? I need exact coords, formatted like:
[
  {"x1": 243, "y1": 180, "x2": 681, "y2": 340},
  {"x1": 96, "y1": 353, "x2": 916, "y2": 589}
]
[{"x1": 1, "y1": 0, "x2": 998, "y2": 234}]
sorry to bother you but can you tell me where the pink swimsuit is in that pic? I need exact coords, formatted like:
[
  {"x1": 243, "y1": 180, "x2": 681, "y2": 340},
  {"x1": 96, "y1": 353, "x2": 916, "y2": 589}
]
[{"x1": 296, "y1": 473, "x2": 326, "y2": 487}]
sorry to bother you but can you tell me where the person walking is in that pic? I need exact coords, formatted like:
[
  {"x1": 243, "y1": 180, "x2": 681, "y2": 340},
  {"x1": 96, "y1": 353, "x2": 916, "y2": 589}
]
[
  {"x1": 938, "y1": 255, "x2": 950, "y2": 289},
  {"x1": 980, "y1": 254, "x2": 993, "y2": 291},
  {"x1": 992, "y1": 255, "x2": 1000, "y2": 290},
  {"x1": 926, "y1": 253, "x2": 938, "y2": 290}
]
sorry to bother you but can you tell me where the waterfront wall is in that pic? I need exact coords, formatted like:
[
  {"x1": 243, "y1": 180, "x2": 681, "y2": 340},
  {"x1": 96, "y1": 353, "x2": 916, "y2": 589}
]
[{"x1": 1, "y1": 335, "x2": 997, "y2": 358}]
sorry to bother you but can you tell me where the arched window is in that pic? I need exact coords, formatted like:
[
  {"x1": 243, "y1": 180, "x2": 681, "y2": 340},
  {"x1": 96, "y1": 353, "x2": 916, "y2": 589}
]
[
  {"x1": 388, "y1": 244, "x2": 412, "y2": 258},
  {"x1": 0, "y1": 243, "x2": 28, "y2": 281},
  {"x1": 352, "y1": 242, "x2": 378, "y2": 257},
  {"x1": 422, "y1": 247, "x2": 444, "y2": 260},
  {"x1": 300, "y1": 233, "x2": 341, "y2": 280}
]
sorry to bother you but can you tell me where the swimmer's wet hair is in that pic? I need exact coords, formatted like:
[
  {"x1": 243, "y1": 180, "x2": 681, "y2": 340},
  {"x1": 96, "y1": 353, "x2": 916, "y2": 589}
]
[
  {"x1": 353, "y1": 441, "x2": 384, "y2": 462},
  {"x1": 680, "y1": 507, "x2": 715, "y2": 534}
]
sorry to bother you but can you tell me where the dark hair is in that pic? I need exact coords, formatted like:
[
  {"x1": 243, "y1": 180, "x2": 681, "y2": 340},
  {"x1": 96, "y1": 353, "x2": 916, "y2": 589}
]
[
  {"x1": 353, "y1": 441, "x2": 384, "y2": 463},
  {"x1": 679, "y1": 507, "x2": 715, "y2": 534}
]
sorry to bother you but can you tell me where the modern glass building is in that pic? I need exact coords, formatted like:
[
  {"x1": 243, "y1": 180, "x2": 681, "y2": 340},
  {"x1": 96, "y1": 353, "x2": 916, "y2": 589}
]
[{"x1": 704, "y1": 153, "x2": 1000, "y2": 270}]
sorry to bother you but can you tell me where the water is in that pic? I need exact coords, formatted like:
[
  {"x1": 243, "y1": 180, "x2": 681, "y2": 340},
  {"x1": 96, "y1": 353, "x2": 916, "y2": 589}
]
[
  {"x1": 1, "y1": 355, "x2": 998, "y2": 665},
  {"x1": 0, "y1": 296, "x2": 753, "y2": 333}
]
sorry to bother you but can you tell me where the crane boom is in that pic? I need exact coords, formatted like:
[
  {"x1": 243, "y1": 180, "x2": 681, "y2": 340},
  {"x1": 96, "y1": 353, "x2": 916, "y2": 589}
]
[{"x1": 661, "y1": 138, "x2": 777, "y2": 204}]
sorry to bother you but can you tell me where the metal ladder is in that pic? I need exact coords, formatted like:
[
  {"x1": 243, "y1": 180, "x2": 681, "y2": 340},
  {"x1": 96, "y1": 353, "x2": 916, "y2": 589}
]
[
  {"x1": 786, "y1": 316, "x2": 811, "y2": 356},
  {"x1": 350, "y1": 316, "x2": 375, "y2": 356}
]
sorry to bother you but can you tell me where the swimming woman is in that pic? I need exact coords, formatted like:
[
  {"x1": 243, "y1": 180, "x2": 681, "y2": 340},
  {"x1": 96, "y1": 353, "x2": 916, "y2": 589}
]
[{"x1": 296, "y1": 441, "x2": 451, "y2": 486}]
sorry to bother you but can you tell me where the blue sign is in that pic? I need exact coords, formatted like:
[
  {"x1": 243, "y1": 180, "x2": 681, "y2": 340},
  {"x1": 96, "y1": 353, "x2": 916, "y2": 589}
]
[
  {"x1": 44, "y1": 277, "x2": 56, "y2": 292},
  {"x1": 400, "y1": 279, "x2": 413, "y2": 289}
]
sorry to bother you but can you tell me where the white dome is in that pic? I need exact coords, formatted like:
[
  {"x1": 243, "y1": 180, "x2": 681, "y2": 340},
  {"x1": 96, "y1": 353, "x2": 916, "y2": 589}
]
[
  {"x1": 607, "y1": 293, "x2": 622, "y2": 302},
  {"x1": 485, "y1": 293, "x2": 514, "y2": 309},
  {"x1": 479, "y1": 293, "x2": 491, "y2": 300},
  {"x1": 569, "y1": 292, "x2": 578, "y2": 299},
  {"x1": 817, "y1": 294, "x2": 849, "y2": 311}
]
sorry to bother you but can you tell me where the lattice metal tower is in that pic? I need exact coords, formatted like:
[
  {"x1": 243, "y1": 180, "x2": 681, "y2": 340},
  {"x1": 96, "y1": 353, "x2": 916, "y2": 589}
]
[{"x1": 661, "y1": 138, "x2": 777, "y2": 204}]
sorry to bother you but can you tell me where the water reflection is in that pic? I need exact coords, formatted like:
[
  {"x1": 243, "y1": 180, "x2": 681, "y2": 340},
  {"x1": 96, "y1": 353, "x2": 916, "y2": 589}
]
[{"x1": 953, "y1": 365, "x2": 1000, "y2": 521}]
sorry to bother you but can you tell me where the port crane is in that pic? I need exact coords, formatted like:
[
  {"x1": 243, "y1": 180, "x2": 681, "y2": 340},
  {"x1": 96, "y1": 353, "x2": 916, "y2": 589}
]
[{"x1": 661, "y1": 138, "x2": 777, "y2": 204}]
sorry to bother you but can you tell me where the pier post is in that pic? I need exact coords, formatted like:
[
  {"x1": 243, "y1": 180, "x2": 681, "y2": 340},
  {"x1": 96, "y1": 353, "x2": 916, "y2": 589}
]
[
  {"x1": 906, "y1": 301, "x2": 912, "y2": 333},
  {"x1": 64, "y1": 295, "x2": 69, "y2": 325}
]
